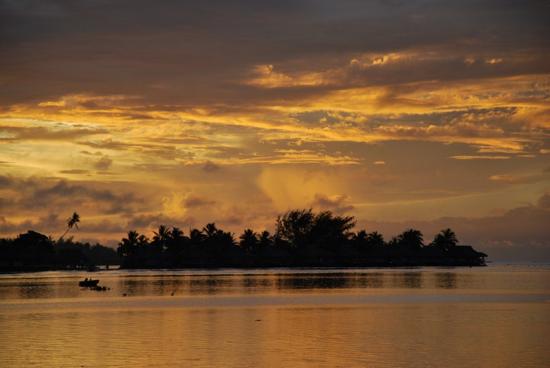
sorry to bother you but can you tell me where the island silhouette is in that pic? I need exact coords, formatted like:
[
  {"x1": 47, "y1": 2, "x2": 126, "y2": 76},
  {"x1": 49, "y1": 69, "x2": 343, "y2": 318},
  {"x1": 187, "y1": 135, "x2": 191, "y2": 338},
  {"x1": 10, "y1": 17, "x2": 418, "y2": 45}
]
[{"x1": 0, "y1": 209, "x2": 487, "y2": 272}]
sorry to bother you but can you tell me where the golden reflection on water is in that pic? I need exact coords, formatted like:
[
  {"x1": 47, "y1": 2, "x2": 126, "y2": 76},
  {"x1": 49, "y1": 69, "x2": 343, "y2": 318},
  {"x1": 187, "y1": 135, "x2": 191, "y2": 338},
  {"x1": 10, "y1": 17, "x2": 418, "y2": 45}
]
[{"x1": 1, "y1": 267, "x2": 549, "y2": 367}]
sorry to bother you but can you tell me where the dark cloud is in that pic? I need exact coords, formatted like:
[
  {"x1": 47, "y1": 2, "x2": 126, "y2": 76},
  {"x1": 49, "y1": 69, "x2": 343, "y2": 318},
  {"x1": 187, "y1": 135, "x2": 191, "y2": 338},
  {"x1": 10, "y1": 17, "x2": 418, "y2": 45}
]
[
  {"x1": 361, "y1": 193, "x2": 550, "y2": 261},
  {"x1": 125, "y1": 213, "x2": 191, "y2": 231},
  {"x1": 1, "y1": 1, "x2": 548, "y2": 106},
  {"x1": 94, "y1": 156, "x2": 113, "y2": 170},
  {"x1": 537, "y1": 193, "x2": 550, "y2": 209},
  {"x1": 0, "y1": 213, "x2": 125, "y2": 236},
  {"x1": 202, "y1": 161, "x2": 221, "y2": 173},
  {"x1": 0, "y1": 176, "x2": 139, "y2": 215},
  {"x1": 291, "y1": 107, "x2": 547, "y2": 153},
  {"x1": 0, "y1": 125, "x2": 108, "y2": 141},
  {"x1": 59, "y1": 169, "x2": 89, "y2": 175},
  {"x1": 183, "y1": 195, "x2": 215, "y2": 208},
  {"x1": 78, "y1": 219, "x2": 126, "y2": 234},
  {"x1": 79, "y1": 138, "x2": 195, "y2": 161},
  {"x1": 0, "y1": 214, "x2": 61, "y2": 235}
]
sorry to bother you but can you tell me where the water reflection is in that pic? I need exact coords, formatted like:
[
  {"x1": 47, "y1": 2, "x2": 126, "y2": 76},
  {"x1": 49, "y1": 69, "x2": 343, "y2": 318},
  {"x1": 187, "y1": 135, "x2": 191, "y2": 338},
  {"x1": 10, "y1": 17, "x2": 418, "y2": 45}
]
[
  {"x1": 435, "y1": 272, "x2": 458, "y2": 289},
  {"x1": 1, "y1": 267, "x2": 549, "y2": 368},
  {"x1": 119, "y1": 279, "x2": 145, "y2": 296},
  {"x1": 242, "y1": 275, "x2": 273, "y2": 290},
  {"x1": 17, "y1": 282, "x2": 56, "y2": 299},
  {"x1": 276, "y1": 274, "x2": 350, "y2": 289},
  {"x1": 0, "y1": 267, "x2": 548, "y2": 300},
  {"x1": 390, "y1": 272, "x2": 423, "y2": 288},
  {"x1": 114, "y1": 272, "x2": 391, "y2": 297}
]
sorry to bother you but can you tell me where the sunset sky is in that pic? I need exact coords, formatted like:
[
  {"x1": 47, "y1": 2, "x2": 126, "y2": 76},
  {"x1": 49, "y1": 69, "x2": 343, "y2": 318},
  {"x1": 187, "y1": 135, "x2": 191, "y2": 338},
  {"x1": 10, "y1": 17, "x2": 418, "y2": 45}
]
[{"x1": 1, "y1": 1, "x2": 549, "y2": 259}]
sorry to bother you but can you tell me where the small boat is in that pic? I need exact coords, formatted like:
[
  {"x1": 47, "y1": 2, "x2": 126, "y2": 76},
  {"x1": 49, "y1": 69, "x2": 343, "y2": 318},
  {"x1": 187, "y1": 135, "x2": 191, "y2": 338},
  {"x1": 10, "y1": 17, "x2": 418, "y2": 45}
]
[{"x1": 79, "y1": 278, "x2": 100, "y2": 287}]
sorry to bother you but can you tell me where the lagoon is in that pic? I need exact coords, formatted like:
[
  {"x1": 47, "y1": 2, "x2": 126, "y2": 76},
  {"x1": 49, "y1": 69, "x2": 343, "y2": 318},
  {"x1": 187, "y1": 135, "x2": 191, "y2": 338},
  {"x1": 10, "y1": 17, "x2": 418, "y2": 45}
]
[{"x1": 1, "y1": 265, "x2": 549, "y2": 367}]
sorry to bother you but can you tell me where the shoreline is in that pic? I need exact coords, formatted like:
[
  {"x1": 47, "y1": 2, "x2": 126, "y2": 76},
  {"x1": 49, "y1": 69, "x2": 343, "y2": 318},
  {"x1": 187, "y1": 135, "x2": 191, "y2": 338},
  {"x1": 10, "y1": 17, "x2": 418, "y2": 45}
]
[{"x1": 0, "y1": 262, "x2": 486, "y2": 274}]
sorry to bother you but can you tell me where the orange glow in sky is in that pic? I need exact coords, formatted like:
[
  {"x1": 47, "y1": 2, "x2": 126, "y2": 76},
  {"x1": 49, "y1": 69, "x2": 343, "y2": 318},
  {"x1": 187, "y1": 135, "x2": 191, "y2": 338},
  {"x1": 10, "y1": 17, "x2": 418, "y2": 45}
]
[{"x1": 0, "y1": 1, "x2": 548, "y2": 259}]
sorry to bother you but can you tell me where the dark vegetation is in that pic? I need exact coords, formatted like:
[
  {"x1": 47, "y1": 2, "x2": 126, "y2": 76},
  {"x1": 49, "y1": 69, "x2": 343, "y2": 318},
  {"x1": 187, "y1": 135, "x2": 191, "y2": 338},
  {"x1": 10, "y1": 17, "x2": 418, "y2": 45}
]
[
  {"x1": 0, "y1": 212, "x2": 118, "y2": 272},
  {"x1": 117, "y1": 209, "x2": 487, "y2": 268},
  {"x1": 0, "y1": 231, "x2": 119, "y2": 271},
  {"x1": 0, "y1": 209, "x2": 487, "y2": 272}
]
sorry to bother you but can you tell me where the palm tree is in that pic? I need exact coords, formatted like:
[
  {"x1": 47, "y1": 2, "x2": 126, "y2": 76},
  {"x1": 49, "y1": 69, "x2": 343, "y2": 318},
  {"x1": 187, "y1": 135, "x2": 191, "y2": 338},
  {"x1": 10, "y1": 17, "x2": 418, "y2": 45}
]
[
  {"x1": 138, "y1": 234, "x2": 149, "y2": 246},
  {"x1": 239, "y1": 229, "x2": 258, "y2": 253},
  {"x1": 153, "y1": 225, "x2": 170, "y2": 241},
  {"x1": 60, "y1": 212, "x2": 80, "y2": 240},
  {"x1": 352, "y1": 230, "x2": 368, "y2": 250},
  {"x1": 258, "y1": 230, "x2": 272, "y2": 249},
  {"x1": 354, "y1": 230, "x2": 367, "y2": 242},
  {"x1": 432, "y1": 228, "x2": 458, "y2": 251},
  {"x1": 366, "y1": 231, "x2": 385, "y2": 248},
  {"x1": 189, "y1": 228, "x2": 205, "y2": 244},
  {"x1": 118, "y1": 230, "x2": 140, "y2": 257},
  {"x1": 152, "y1": 225, "x2": 170, "y2": 252},
  {"x1": 166, "y1": 226, "x2": 186, "y2": 255},
  {"x1": 397, "y1": 229, "x2": 424, "y2": 251},
  {"x1": 388, "y1": 236, "x2": 399, "y2": 247},
  {"x1": 202, "y1": 223, "x2": 219, "y2": 239},
  {"x1": 170, "y1": 227, "x2": 184, "y2": 240}
]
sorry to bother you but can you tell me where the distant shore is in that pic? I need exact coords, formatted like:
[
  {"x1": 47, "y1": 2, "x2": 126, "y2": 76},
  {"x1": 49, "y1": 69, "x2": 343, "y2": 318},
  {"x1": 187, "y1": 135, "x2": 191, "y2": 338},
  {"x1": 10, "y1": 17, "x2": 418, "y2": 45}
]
[
  {"x1": 1, "y1": 256, "x2": 486, "y2": 274},
  {"x1": 1, "y1": 209, "x2": 487, "y2": 272}
]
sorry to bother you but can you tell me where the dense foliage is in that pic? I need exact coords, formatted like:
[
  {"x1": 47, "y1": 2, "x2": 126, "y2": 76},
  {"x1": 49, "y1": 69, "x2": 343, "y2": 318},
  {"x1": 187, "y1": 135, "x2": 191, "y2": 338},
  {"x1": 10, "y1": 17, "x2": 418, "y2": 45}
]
[
  {"x1": 115, "y1": 210, "x2": 487, "y2": 268},
  {"x1": 0, "y1": 209, "x2": 487, "y2": 271},
  {"x1": 0, "y1": 231, "x2": 119, "y2": 271}
]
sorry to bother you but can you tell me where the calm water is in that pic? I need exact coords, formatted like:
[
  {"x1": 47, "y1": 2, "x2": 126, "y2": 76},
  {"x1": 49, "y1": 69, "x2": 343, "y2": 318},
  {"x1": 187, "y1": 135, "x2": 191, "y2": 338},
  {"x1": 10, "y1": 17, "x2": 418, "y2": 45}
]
[{"x1": 1, "y1": 265, "x2": 549, "y2": 367}]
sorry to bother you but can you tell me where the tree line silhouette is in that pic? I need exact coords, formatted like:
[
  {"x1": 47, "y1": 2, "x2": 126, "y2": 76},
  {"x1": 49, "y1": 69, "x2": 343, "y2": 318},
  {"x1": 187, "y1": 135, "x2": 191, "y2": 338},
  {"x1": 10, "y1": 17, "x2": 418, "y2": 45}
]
[
  {"x1": 0, "y1": 212, "x2": 117, "y2": 272},
  {"x1": 0, "y1": 231, "x2": 119, "y2": 271},
  {"x1": 116, "y1": 209, "x2": 487, "y2": 268},
  {"x1": 0, "y1": 209, "x2": 487, "y2": 272}
]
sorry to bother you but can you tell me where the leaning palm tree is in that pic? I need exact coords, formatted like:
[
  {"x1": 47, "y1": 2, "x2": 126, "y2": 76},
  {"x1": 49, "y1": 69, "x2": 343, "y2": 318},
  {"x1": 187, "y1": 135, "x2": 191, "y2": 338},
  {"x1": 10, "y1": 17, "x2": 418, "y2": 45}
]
[{"x1": 59, "y1": 212, "x2": 80, "y2": 240}]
